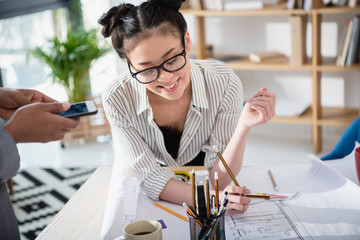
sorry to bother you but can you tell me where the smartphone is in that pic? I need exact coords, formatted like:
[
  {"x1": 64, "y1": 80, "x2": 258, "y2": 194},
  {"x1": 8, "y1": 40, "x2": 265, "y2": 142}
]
[{"x1": 57, "y1": 100, "x2": 98, "y2": 118}]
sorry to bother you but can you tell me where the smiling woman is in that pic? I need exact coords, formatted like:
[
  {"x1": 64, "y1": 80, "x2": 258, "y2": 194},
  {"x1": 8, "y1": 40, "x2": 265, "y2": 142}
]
[{"x1": 98, "y1": 0, "x2": 276, "y2": 232}]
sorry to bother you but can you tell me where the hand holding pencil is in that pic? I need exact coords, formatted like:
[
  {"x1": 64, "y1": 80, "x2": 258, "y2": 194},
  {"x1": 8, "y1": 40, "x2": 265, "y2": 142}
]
[{"x1": 215, "y1": 151, "x2": 252, "y2": 214}]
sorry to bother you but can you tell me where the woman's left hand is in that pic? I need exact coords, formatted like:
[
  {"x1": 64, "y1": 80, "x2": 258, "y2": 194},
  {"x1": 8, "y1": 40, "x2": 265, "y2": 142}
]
[{"x1": 239, "y1": 88, "x2": 276, "y2": 128}]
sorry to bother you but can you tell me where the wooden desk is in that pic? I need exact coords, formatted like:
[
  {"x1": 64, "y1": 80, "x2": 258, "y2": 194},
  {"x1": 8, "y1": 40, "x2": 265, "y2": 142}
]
[
  {"x1": 36, "y1": 166, "x2": 205, "y2": 240},
  {"x1": 36, "y1": 167, "x2": 112, "y2": 240}
]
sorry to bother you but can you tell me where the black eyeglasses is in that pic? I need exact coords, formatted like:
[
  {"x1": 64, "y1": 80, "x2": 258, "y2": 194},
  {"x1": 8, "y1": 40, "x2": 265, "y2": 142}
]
[{"x1": 127, "y1": 49, "x2": 187, "y2": 84}]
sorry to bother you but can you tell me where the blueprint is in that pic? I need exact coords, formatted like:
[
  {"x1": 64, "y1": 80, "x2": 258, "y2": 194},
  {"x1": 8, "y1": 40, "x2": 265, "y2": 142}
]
[{"x1": 225, "y1": 200, "x2": 312, "y2": 240}]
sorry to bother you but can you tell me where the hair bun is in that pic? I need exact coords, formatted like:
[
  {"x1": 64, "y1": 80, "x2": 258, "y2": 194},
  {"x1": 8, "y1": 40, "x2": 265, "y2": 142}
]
[
  {"x1": 148, "y1": 0, "x2": 185, "y2": 11},
  {"x1": 98, "y1": 3, "x2": 133, "y2": 38}
]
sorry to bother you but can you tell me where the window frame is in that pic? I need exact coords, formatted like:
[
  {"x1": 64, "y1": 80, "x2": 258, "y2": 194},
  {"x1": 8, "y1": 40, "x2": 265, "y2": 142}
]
[{"x1": 0, "y1": 0, "x2": 70, "y2": 20}]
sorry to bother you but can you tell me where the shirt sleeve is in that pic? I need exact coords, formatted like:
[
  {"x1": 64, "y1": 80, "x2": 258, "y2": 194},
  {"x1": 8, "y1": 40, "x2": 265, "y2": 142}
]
[
  {"x1": 0, "y1": 128, "x2": 20, "y2": 184},
  {"x1": 103, "y1": 99, "x2": 175, "y2": 201},
  {"x1": 202, "y1": 70, "x2": 244, "y2": 169}
]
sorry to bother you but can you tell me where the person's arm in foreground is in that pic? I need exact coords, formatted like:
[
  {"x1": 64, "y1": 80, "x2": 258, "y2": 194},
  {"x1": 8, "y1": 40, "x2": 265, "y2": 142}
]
[
  {"x1": 0, "y1": 87, "x2": 79, "y2": 240},
  {"x1": 0, "y1": 88, "x2": 79, "y2": 143}
]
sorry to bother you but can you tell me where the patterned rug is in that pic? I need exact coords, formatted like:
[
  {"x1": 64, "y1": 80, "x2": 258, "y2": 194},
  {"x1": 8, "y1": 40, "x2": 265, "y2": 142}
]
[{"x1": 11, "y1": 168, "x2": 96, "y2": 240}]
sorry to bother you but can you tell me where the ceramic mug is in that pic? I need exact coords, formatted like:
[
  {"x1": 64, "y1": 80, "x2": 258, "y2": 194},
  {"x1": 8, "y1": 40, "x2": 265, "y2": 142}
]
[
  {"x1": 116, "y1": 220, "x2": 162, "y2": 240},
  {"x1": 355, "y1": 147, "x2": 360, "y2": 183}
]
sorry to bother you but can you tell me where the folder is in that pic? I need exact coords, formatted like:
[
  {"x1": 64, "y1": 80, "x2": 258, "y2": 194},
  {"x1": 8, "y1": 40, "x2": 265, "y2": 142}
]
[
  {"x1": 337, "y1": 19, "x2": 354, "y2": 66},
  {"x1": 345, "y1": 16, "x2": 360, "y2": 66}
]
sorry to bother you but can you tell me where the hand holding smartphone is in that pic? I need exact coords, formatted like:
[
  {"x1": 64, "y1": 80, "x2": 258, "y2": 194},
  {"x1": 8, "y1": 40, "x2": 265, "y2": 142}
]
[{"x1": 57, "y1": 100, "x2": 98, "y2": 118}]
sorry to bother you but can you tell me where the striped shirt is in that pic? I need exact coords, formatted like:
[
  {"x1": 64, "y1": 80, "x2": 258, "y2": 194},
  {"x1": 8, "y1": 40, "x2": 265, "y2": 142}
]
[{"x1": 102, "y1": 59, "x2": 243, "y2": 200}]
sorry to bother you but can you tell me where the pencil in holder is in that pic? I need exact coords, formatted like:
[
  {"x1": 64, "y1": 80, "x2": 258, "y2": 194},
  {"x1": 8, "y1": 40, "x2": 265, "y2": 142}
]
[{"x1": 187, "y1": 210, "x2": 226, "y2": 240}]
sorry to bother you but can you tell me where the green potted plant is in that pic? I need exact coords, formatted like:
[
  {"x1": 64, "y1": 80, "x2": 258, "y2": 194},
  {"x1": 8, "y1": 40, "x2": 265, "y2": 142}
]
[{"x1": 30, "y1": 26, "x2": 110, "y2": 102}]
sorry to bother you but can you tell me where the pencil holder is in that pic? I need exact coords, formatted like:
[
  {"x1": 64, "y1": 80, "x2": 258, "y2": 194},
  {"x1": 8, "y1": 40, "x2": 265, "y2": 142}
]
[{"x1": 187, "y1": 210, "x2": 226, "y2": 240}]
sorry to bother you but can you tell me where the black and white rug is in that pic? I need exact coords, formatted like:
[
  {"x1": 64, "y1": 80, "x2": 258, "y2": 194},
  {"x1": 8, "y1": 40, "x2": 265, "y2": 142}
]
[{"x1": 11, "y1": 168, "x2": 96, "y2": 240}]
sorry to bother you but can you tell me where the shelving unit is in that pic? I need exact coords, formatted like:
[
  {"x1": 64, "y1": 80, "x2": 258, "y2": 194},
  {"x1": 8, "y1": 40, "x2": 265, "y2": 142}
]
[{"x1": 182, "y1": 5, "x2": 360, "y2": 153}]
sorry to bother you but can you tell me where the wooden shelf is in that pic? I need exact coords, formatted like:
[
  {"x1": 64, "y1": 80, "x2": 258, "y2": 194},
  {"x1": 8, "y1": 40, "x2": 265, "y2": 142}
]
[
  {"x1": 273, "y1": 107, "x2": 360, "y2": 126},
  {"x1": 316, "y1": 58, "x2": 360, "y2": 72},
  {"x1": 182, "y1": 6, "x2": 360, "y2": 16},
  {"x1": 61, "y1": 97, "x2": 111, "y2": 146},
  {"x1": 219, "y1": 57, "x2": 313, "y2": 71},
  {"x1": 182, "y1": 6, "x2": 308, "y2": 16},
  {"x1": 318, "y1": 108, "x2": 359, "y2": 126},
  {"x1": 210, "y1": 56, "x2": 360, "y2": 71},
  {"x1": 314, "y1": 6, "x2": 360, "y2": 14},
  {"x1": 272, "y1": 107, "x2": 313, "y2": 124},
  {"x1": 187, "y1": 5, "x2": 360, "y2": 153}
]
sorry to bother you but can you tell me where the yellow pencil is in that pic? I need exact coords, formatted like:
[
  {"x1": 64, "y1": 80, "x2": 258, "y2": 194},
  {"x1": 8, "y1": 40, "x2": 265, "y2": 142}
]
[
  {"x1": 214, "y1": 172, "x2": 220, "y2": 240},
  {"x1": 217, "y1": 151, "x2": 240, "y2": 187},
  {"x1": 245, "y1": 194, "x2": 271, "y2": 200},
  {"x1": 215, "y1": 171, "x2": 219, "y2": 210},
  {"x1": 154, "y1": 202, "x2": 188, "y2": 222},
  {"x1": 182, "y1": 203, "x2": 203, "y2": 227},
  {"x1": 217, "y1": 152, "x2": 271, "y2": 200},
  {"x1": 192, "y1": 168, "x2": 196, "y2": 211},
  {"x1": 205, "y1": 174, "x2": 210, "y2": 217}
]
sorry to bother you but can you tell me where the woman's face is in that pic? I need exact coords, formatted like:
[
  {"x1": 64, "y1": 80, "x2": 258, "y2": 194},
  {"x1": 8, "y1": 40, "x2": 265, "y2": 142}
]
[{"x1": 127, "y1": 32, "x2": 192, "y2": 102}]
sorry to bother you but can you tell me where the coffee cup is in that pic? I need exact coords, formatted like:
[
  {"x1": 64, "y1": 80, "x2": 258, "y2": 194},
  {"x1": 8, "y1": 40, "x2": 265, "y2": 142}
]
[{"x1": 115, "y1": 220, "x2": 162, "y2": 240}]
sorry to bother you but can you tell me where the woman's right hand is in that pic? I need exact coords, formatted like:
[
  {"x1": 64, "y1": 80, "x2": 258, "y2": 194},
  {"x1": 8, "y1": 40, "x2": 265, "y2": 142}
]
[{"x1": 219, "y1": 185, "x2": 251, "y2": 215}]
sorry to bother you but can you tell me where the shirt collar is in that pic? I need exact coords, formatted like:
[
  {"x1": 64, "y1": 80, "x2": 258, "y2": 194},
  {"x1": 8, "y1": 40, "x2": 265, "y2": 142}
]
[
  {"x1": 190, "y1": 60, "x2": 209, "y2": 109},
  {"x1": 131, "y1": 60, "x2": 209, "y2": 116},
  {"x1": 130, "y1": 78, "x2": 150, "y2": 115}
]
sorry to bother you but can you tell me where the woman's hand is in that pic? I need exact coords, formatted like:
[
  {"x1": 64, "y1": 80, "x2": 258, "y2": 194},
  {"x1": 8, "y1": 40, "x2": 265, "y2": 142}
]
[
  {"x1": 239, "y1": 88, "x2": 276, "y2": 128},
  {"x1": 219, "y1": 185, "x2": 251, "y2": 215}
]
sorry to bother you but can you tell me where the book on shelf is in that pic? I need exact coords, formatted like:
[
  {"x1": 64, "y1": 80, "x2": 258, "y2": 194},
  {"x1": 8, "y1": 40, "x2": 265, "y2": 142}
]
[
  {"x1": 214, "y1": 55, "x2": 245, "y2": 62},
  {"x1": 336, "y1": 19, "x2": 354, "y2": 66},
  {"x1": 223, "y1": 0, "x2": 263, "y2": 10},
  {"x1": 323, "y1": 0, "x2": 360, "y2": 7},
  {"x1": 287, "y1": 0, "x2": 296, "y2": 9},
  {"x1": 322, "y1": 0, "x2": 332, "y2": 6},
  {"x1": 336, "y1": 18, "x2": 349, "y2": 65},
  {"x1": 201, "y1": 0, "x2": 224, "y2": 10},
  {"x1": 331, "y1": 0, "x2": 348, "y2": 6},
  {"x1": 249, "y1": 51, "x2": 287, "y2": 62},
  {"x1": 193, "y1": 0, "x2": 203, "y2": 10},
  {"x1": 297, "y1": 0, "x2": 304, "y2": 9},
  {"x1": 263, "y1": 0, "x2": 285, "y2": 5},
  {"x1": 289, "y1": 15, "x2": 307, "y2": 65},
  {"x1": 288, "y1": 0, "x2": 322, "y2": 9},
  {"x1": 348, "y1": 0, "x2": 360, "y2": 7},
  {"x1": 303, "y1": 0, "x2": 323, "y2": 10},
  {"x1": 345, "y1": 15, "x2": 360, "y2": 66}
]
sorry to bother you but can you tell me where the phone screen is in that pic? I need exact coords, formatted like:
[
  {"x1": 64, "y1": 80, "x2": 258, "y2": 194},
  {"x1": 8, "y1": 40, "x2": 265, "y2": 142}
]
[{"x1": 58, "y1": 102, "x2": 88, "y2": 117}]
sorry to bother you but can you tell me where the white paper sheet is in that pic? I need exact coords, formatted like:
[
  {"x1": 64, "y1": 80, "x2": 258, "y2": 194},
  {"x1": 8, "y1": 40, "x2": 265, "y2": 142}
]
[
  {"x1": 324, "y1": 141, "x2": 360, "y2": 186},
  {"x1": 226, "y1": 158, "x2": 360, "y2": 240},
  {"x1": 101, "y1": 158, "x2": 360, "y2": 240}
]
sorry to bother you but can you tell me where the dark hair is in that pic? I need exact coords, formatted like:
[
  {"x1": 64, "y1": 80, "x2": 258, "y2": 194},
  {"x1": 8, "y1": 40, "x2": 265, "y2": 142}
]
[{"x1": 98, "y1": 0, "x2": 187, "y2": 59}]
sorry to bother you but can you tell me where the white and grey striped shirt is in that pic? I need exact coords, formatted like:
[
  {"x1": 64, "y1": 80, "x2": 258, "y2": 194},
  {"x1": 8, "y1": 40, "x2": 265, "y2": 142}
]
[{"x1": 102, "y1": 59, "x2": 243, "y2": 200}]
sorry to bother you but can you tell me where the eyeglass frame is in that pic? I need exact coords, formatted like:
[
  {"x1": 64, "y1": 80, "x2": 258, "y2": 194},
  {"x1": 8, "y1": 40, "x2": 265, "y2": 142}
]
[{"x1": 127, "y1": 37, "x2": 187, "y2": 84}]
